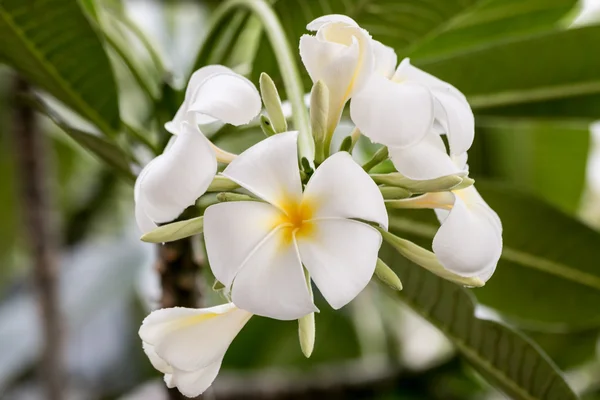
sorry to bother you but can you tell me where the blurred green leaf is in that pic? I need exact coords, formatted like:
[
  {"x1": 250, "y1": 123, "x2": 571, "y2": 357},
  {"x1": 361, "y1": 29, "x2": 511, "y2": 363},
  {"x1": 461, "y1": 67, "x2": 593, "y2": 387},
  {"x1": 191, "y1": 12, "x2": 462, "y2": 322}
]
[
  {"x1": 526, "y1": 329, "x2": 599, "y2": 370},
  {"x1": 380, "y1": 243, "x2": 577, "y2": 400},
  {"x1": 419, "y1": 25, "x2": 600, "y2": 120},
  {"x1": 252, "y1": 0, "x2": 575, "y2": 91},
  {"x1": 475, "y1": 122, "x2": 590, "y2": 214},
  {"x1": 389, "y1": 182, "x2": 600, "y2": 328},
  {"x1": 0, "y1": 0, "x2": 120, "y2": 135}
]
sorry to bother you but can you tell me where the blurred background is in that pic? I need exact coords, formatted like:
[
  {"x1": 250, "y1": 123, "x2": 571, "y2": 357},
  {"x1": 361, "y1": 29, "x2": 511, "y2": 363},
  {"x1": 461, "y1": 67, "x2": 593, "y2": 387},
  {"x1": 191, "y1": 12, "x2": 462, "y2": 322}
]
[{"x1": 1, "y1": 0, "x2": 600, "y2": 399}]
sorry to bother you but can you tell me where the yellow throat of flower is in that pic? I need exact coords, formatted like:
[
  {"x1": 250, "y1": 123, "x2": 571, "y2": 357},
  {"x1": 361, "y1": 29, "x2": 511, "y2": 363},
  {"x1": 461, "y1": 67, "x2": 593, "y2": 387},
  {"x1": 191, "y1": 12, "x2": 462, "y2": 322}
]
[{"x1": 274, "y1": 195, "x2": 317, "y2": 247}]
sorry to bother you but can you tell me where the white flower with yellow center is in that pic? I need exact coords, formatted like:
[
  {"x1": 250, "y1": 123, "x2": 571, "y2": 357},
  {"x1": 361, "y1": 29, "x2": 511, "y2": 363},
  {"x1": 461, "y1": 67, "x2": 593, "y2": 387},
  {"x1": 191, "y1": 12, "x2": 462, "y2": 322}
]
[
  {"x1": 139, "y1": 302, "x2": 252, "y2": 397},
  {"x1": 203, "y1": 131, "x2": 388, "y2": 320},
  {"x1": 134, "y1": 65, "x2": 261, "y2": 233},
  {"x1": 299, "y1": 14, "x2": 374, "y2": 136},
  {"x1": 392, "y1": 157, "x2": 502, "y2": 281},
  {"x1": 351, "y1": 56, "x2": 475, "y2": 180}
]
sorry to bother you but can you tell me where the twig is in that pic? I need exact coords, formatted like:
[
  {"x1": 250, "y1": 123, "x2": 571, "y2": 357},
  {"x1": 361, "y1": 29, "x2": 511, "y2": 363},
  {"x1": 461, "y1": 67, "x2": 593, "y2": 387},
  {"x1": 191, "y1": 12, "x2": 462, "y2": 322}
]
[{"x1": 12, "y1": 76, "x2": 63, "y2": 400}]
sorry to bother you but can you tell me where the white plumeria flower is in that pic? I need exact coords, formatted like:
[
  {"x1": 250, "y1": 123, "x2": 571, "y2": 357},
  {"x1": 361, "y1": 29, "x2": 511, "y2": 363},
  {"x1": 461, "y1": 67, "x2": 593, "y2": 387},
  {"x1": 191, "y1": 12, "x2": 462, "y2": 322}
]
[
  {"x1": 203, "y1": 131, "x2": 388, "y2": 320},
  {"x1": 299, "y1": 14, "x2": 374, "y2": 135},
  {"x1": 134, "y1": 65, "x2": 261, "y2": 233},
  {"x1": 394, "y1": 158, "x2": 502, "y2": 281},
  {"x1": 139, "y1": 303, "x2": 252, "y2": 397},
  {"x1": 351, "y1": 57, "x2": 475, "y2": 180}
]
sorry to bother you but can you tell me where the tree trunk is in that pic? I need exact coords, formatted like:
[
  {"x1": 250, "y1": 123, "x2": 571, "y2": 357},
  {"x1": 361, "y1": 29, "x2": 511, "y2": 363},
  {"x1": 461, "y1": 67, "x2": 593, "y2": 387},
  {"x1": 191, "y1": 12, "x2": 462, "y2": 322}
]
[{"x1": 13, "y1": 77, "x2": 63, "y2": 400}]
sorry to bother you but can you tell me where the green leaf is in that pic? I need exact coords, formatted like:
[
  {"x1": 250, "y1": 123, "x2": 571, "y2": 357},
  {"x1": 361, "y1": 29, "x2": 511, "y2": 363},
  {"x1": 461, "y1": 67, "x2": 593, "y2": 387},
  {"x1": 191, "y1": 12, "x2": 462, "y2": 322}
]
[
  {"x1": 389, "y1": 182, "x2": 600, "y2": 328},
  {"x1": 0, "y1": 0, "x2": 120, "y2": 135},
  {"x1": 141, "y1": 217, "x2": 204, "y2": 243},
  {"x1": 475, "y1": 121, "x2": 589, "y2": 214},
  {"x1": 251, "y1": 0, "x2": 575, "y2": 88},
  {"x1": 24, "y1": 95, "x2": 134, "y2": 181},
  {"x1": 379, "y1": 243, "x2": 577, "y2": 400},
  {"x1": 418, "y1": 25, "x2": 600, "y2": 120}
]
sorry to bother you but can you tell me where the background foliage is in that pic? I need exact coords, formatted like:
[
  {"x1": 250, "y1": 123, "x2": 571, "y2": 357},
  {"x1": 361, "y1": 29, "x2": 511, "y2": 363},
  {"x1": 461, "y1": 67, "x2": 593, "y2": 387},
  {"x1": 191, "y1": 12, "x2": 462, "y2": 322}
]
[{"x1": 0, "y1": 0, "x2": 599, "y2": 399}]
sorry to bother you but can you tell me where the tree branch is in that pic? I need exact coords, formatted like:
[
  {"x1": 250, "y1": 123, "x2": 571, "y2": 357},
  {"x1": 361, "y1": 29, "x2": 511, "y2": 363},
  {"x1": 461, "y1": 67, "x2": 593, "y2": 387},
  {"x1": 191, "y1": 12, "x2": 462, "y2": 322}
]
[{"x1": 12, "y1": 76, "x2": 63, "y2": 400}]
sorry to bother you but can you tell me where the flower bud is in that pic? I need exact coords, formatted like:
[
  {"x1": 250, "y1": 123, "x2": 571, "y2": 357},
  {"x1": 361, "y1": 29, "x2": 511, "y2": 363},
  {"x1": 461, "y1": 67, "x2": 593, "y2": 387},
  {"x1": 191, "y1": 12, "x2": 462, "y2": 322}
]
[
  {"x1": 298, "y1": 312, "x2": 315, "y2": 358},
  {"x1": 374, "y1": 258, "x2": 402, "y2": 291},
  {"x1": 259, "y1": 73, "x2": 287, "y2": 133},
  {"x1": 140, "y1": 216, "x2": 204, "y2": 243},
  {"x1": 206, "y1": 176, "x2": 240, "y2": 192},
  {"x1": 379, "y1": 186, "x2": 411, "y2": 200},
  {"x1": 371, "y1": 172, "x2": 464, "y2": 193},
  {"x1": 310, "y1": 80, "x2": 329, "y2": 163},
  {"x1": 260, "y1": 114, "x2": 277, "y2": 137}
]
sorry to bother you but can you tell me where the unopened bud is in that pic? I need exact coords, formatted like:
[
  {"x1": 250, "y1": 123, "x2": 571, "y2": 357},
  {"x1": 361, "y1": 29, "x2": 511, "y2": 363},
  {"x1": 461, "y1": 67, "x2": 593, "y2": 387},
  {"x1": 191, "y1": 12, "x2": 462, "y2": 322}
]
[
  {"x1": 374, "y1": 258, "x2": 402, "y2": 291},
  {"x1": 216, "y1": 192, "x2": 259, "y2": 202},
  {"x1": 339, "y1": 135, "x2": 353, "y2": 152},
  {"x1": 371, "y1": 173, "x2": 464, "y2": 193},
  {"x1": 259, "y1": 73, "x2": 287, "y2": 133},
  {"x1": 141, "y1": 216, "x2": 204, "y2": 243},
  {"x1": 380, "y1": 186, "x2": 411, "y2": 200},
  {"x1": 451, "y1": 177, "x2": 475, "y2": 191},
  {"x1": 206, "y1": 176, "x2": 240, "y2": 192},
  {"x1": 310, "y1": 81, "x2": 329, "y2": 163},
  {"x1": 260, "y1": 114, "x2": 277, "y2": 137},
  {"x1": 298, "y1": 312, "x2": 315, "y2": 358}
]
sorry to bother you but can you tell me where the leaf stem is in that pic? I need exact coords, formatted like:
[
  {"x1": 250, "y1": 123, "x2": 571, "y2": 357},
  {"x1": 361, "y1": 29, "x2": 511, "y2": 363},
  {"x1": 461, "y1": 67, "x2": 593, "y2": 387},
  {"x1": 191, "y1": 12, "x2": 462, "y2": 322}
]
[{"x1": 198, "y1": 0, "x2": 312, "y2": 160}]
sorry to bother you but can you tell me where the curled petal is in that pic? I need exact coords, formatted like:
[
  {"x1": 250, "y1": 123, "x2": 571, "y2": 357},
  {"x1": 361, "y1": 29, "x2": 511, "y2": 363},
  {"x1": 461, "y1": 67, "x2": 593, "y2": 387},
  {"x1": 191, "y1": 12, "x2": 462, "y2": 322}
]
[
  {"x1": 300, "y1": 22, "x2": 373, "y2": 131},
  {"x1": 169, "y1": 359, "x2": 223, "y2": 398},
  {"x1": 187, "y1": 73, "x2": 261, "y2": 126},
  {"x1": 139, "y1": 304, "x2": 251, "y2": 372},
  {"x1": 394, "y1": 58, "x2": 474, "y2": 155},
  {"x1": 306, "y1": 14, "x2": 358, "y2": 30},
  {"x1": 350, "y1": 75, "x2": 434, "y2": 148},
  {"x1": 388, "y1": 132, "x2": 464, "y2": 180},
  {"x1": 165, "y1": 65, "x2": 231, "y2": 134},
  {"x1": 134, "y1": 122, "x2": 217, "y2": 232},
  {"x1": 142, "y1": 342, "x2": 172, "y2": 375},
  {"x1": 372, "y1": 39, "x2": 397, "y2": 78},
  {"x1": 432, "y1": 187, "x2": 502, "y2": 281},
  {"x1": 297, "y1": 219, "x2": 381, "y2": 309},
  {"x1": 303, "y1": 152, "x2": 388, "y2": 229},
  {"x1": 222, "y1": 131, "x2": 303, "y2": 210},
  {"x1": 204, "y1": 201, "x2": 284, "y2": 288},
  {"x1": 231, "y1": 227, "x2": 318, "y2": 320}
]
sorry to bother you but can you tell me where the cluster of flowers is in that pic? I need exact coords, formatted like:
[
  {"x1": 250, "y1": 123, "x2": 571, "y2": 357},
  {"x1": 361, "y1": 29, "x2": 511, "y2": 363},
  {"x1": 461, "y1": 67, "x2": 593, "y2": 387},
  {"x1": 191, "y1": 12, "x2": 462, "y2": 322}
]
[{"x1": 134, "y1": 14, "x2": 502, "y2": 397}]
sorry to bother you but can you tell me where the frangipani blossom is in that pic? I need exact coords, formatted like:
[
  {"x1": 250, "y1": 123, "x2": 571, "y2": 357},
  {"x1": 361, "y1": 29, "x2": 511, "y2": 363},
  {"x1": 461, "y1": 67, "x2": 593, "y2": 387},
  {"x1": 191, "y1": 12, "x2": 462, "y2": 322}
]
[
  {"x1": 139, "y1": 303, "x2": 252, "y2": 397},
  {"x1": 135, "y1": 66, "x2": 261, "y2": 233},
  {"x1": 299, "y1": 14, "x2": 374, "y2": 135},
  {"x1": 394, "y1": 158, "x2": 502, "y2": 281},
  {"x1": 351, "y1": 57, "x2": 474, "y2": 180},
  {"x1": 204, "y1": 131, "x2": 388, "y2": 320}
]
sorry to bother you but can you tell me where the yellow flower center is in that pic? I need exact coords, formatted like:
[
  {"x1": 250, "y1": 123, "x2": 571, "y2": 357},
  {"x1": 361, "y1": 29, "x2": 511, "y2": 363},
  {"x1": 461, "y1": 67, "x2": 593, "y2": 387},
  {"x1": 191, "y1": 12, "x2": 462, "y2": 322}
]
[{"x1": 274, "y1": 195, "x2": 317, "y2": 246}]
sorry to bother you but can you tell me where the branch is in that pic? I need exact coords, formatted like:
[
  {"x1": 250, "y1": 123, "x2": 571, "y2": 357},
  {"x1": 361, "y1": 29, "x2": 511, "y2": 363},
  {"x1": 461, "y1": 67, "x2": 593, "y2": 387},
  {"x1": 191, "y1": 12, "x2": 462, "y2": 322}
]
[{"x1": 12, "y1": 76, "x2": 63, "y2": 400}]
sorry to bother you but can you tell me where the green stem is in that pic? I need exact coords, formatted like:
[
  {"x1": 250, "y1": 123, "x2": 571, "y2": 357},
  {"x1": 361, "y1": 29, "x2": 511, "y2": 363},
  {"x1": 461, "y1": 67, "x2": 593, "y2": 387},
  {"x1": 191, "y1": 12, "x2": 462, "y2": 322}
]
[
  {"x1": 362, "y1": 146, "x2": 389, "y2": 172},
  {"x1": 198, "y1": 0, "x2": 312, "y2": 160}
]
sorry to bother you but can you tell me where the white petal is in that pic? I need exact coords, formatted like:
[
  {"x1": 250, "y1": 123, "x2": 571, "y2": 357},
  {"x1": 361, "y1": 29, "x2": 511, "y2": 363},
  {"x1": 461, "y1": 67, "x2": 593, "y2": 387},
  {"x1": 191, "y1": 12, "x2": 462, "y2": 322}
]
[
  {"x1": 170, "y1": 359, "x2": 223, "y2": 398},
  {"x1": 166, "y1": 65, "x2": 232, "y2": 134},
  {"x1": 306, "y1": 14, "x2": 358, "y2": 30},
  {"x1": 232, "y1": 227, "x2": 317, "y2": 320},
  {"x1": 350, "y1": 75, "x2": 434, "y2": 148},
  {"x1": 393, "y1": 58, "x2": 453, "y2": 91},
  {"x1": 204, "y1": 201, "x2": 284, "y2": 287},
  {"x1": 299, "y1": 24, "x2": 373, "y2": 130},
  {"x1": 433, "y1": 187, "x2": 502, "y2": 281},
  {"x1": 135, "y1": 123, "x2": 217, "y2": 231},
  {"x1": 432, "y1": 90, "x2": 474, "y2": 155},
  {"x1": 142, "y1": 342, "x2": 172, "y2": 374},
  {"x1": 394, "y1": 58, "x2": 473, "y2": 155},
  {"x1": 297, "y1": 219, "x2": 381, "y2": 309},
  {"x1": 372, "y1": 39, "x2": 397, "y2": 78},
  {"x1": 222, "y1": 131, "x2": 303, "y2": 209},
  {"x1": 139, "y1": 304, "x2": 251, "y2": 371},
  {"x1": 303, "y1": 152, "x2": 388, "y2": 229},
  {"x1": 187, "y1": 73, "x2": 261, "y2": 126},
  {"x1": 388, "y1": 132, "x2": 464, "y2": 180}
]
